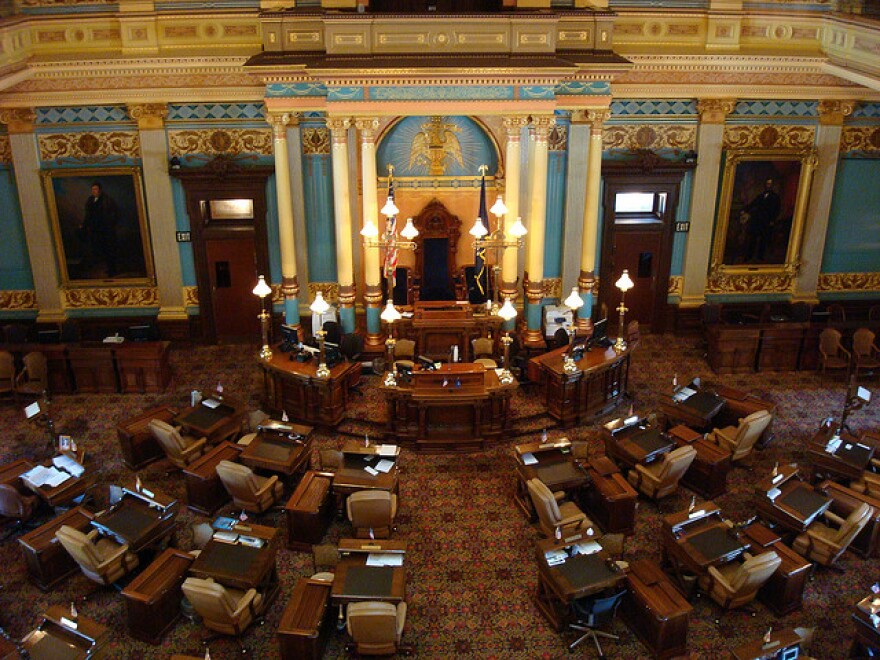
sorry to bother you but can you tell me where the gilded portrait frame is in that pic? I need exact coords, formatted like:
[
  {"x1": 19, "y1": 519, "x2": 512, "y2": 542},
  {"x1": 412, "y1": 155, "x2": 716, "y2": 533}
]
[
  {"x1": 42, "y1": 167, "x2": 155, "y2": 287},
  {"x1": 709, "y1": 148, "x2": 817, "y2": 286}
]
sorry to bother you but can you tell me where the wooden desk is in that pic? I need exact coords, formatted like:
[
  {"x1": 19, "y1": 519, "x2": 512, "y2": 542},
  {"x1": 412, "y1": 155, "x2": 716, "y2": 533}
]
[
  {"x1": 121, "y1": 547, "x2": 193, "y2": 644},
  {"x1": 90, "y1": 486, "x2": 178, "y2": 553},
  {"x1": 18, "y1": 506, "x2": 94, "y2": 591},
  {"x1": 278, "y1": 576, "x2": 334, "y2": 660},
  {"x1": 818, "y1": 480, "x2": 880, "y2": 558},
  {"x1": 114, "y1": 341, "x2": 171, "y2": 393},
  {"x1": 240, "y1": 425, "x2": 313, "y2": 478},
  {"x1": 602, "y1": 418, "x2": 674, "y2": 470},
  {"x1": 809, "y1": 426, "x2": 877, "y2": 484},
  {"x1": 115, "y1": 404, "x2": 178, "y2": 470},
  {"x1": 741, "y1": 522, "x2": 811, "y2": 616},
  {"x1": 332, "y1": 443, "x2": 400, "y2": 499},
  {"x1": 332, "y1": 539, "x2": 407, "y2": 606},
  {"x1": 730, "y1": 628, "x2": 802, "y2": 660},
  {"x1": 851, "y1": 595, "x2": 880, "y2": 658},
  {"x1": 189, "y1": 523, "x2": 279, "y2": 594},
  {"x1": 512, "y1": 439, "x2": 588, "y2": 520},
  {"x1": 22, "y1": 604, "x2": 109, "y2": 659},
  {"x1": 285, "y1": 470, "x2": 334, "y2": 550},
  {"x1": 67, "y1": 344, "x2": 118, "y2": 393},
  {"x1": 397, "y1": 304, "x2": 501, "y2": 361},
  {"x1": 381, "y1": 363, "x2": 515, "y2": 451},
  {"x1": 0, "y1": 458, "x2": 34, "y2": 487},
  {"x1": 182, "y1": 441, "x2": 242, "y2": 516},
  {"x1": 754, "y1": 466, "x2": 832, "y2": 534},
  {"x1": 708, "y1": 383, "x2": 776, "y2": 448},
  {"x1": 581, "y1": 456, "x2": 638, "y2": 536},
  {"x1": 261, "y1": 352, "x2": 361, "y2": 428},
  {"x1": 175, "y1": 393, "x2": 246, "y2": 445},
  {"x1": 528, "y1": 344, "x2": 631, "y2": 427},
  {"x1": 659, "y1": 387, "x2": 726, "y2": 432},
  {"x1": 534, "y1": 532, "x2": 625, "y2": 631},
  {"x1": 21, "y1": 458, "x2": 94, "y2": 508},
  {"x1": 668, "y1": 424, "x2": 732, "y2": 500},
  {"x1": 620, "y1": 558, "x2": 692, "y2": 660}
]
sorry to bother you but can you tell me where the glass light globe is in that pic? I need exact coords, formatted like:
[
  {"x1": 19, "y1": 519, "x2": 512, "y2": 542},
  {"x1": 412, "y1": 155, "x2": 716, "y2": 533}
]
[{"x1": 252, "y1": 275, "x2": 271, "y2": 298}]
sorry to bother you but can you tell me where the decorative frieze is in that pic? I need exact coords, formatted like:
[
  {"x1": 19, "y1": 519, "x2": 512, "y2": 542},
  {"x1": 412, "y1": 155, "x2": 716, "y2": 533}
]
[
  {"x1": 0, "y1": 290, "x2": 37, "y2": 310},
  {"x1": 723, "y1": 124, "x2": 815, "y2": 149},
  {"x1": 818, "y1": 272, "x2": 880, "y2": 293},
  {"x1": 0, "y1": 135, "x2": 10, "y2": 164},
  {"x1": 604, "y1": 124, "x2": 697, "y2": 152},
  {"x1": 839, "y1": 126, "x2": 880, "y2": 155},
  {"x1": 63, "y1": 287, "x2": 159, "y2": 308},
  {"x1": 706, "y1": 271, "x2": 794, "y2": 294},
  {"x1": 167, "y1": 128, "x2": 272, "y2": 156},
  {"x1": 38, "y1": 131, "x2": 140, "y2": 162},
  {"x1": 542, "y1": 278, "x2": 562, "y2": 300},
  {"x1": 301, "y1": 127, "x2": 331, "y2": 156}
]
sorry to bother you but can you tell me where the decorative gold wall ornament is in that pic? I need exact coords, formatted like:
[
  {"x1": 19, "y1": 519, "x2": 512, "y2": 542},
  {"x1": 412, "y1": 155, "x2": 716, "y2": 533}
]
[
  {"x1": 409, "y1": 116, "x2": 464, "y2": 176},
  {"x1": 839, "y1": 126, "x2": 880, "y2": 155},
  {"x1": 603, "y1": 124, "x2": 697, "y2": 152},
  {"x1": 38, "y1": 131, "x2": 140, "y2": 161},
  {"x1": 301, "y1": 127, "x2": 330, "y2": 156},
  {"x1": 0, "y1": 290, "x2": 37, "y2": 310},
  {"x1": 723, "y1": 124, "x2": 815, "y2": 149},
  {"x1": 542, "y1": 278, "x2": 562, "y2": 300},
  {"x1": 62, "y1": 286, "x2": 159, "y2": 308},
  {"x1": 127, "y1": 103, "x2": 169, "y2": 130},
  {"x1": 818, "y1": 272, "x2": 880, "y2": 293},
  {"x1": 307, "y1": 282, "x2": 339, "y2": 303},
  {"x1": 0, "y1": 135, "x2": 10, "y2": 164},
  {"x1": 710, "y1": 147, "x2": 817, "y2": 285},
  {"x1": 697, "y1": 99, "x2": 736, "y2": 124},
  {"x1": 184, "y1": 286, "x2": 199, "y2": 307},
  {"x1": 167, "y1": 128, "x2": 272, "y2": 156},
  {"x1": 668, "y1": 276, "x2": 683, "y2": 296}
]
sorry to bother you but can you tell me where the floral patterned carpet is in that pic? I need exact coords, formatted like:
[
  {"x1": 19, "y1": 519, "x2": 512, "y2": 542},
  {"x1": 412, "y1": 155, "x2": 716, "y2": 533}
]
[{"x1": 0, "y1": 333, "x2": 878, "y2": 659}]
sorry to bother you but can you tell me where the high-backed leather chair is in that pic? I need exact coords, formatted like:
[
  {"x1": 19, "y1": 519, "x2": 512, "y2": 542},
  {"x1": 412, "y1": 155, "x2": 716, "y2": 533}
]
[
  {"x1": 14, "y1": 351, "x2": 48, "y2": 400},
  {"x1": 851, "y1": 470, "x2": 880, "y2": 498},
  {"x1": 0, "y1": 483, "x2": 40, "y2": 534},
  {"x1": 346, "y1": 601, "x2": 408, "y2": 656},
  {"x1": 215, "y1": 460, "x2": 283, "y2": 514},
  {"x1": 471, "y1": 337, "x2": 497, "y2": 368},
  {"x1": 0, "y1": 351, "x2": 14, "y2": 399},
  {"x1": 55, "y1": 524, "x2": 139, "y2": 586},
  {"x1": 792, "y1": 501, "x2": 873, "y2": 568},
  {"x1": 346, "y1": 490, "x2": 398, "y2": 539},
  {"x1": 237, "y1": 410, "x2": 270, "y2": 447},
  {"x1": 705, "y1": 409, "x2": 773, "y2": 463},
  {"x1": 819, "y1": 327, "x2": 851, "y2": 375},
  {"x1": 626, "y1": 445, "x2": 697, "y2": 500},
  {"x1": 698, "y1": 550, "x2": 781, "y2": 620},
  {"x1": 148, "y1": 418, "x2": 206, "y2": 469},
  {"x1": 853, "y1": 328, "x2": 880, "y2": 377},
  {"x1": 526, "y1": 478, "x2": 593, "y2": 538},
  {"x1": 182, "y1": 576, "x2": 264, "y2": 651},
  {"x1": 393, "y1": 339, "x2": 416, "y2": 372}
]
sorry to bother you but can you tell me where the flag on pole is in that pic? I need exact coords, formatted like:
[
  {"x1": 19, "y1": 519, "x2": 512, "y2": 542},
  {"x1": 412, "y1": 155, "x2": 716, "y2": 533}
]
[
  {"x1": 474, "y1": 169, "x2": 489, "y2": 301},
  {"x1": 383, "y1": 173, "x2": 399, "y2": 288}
]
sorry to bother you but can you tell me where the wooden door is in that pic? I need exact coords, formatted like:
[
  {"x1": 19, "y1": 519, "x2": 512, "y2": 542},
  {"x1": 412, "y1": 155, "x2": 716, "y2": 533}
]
[
  {"x1": 205, "y1": 237, "x2": 261, "y2": 340},
  {"x1": 599, "y1": 170, "x2": 685, "y2": 333}
]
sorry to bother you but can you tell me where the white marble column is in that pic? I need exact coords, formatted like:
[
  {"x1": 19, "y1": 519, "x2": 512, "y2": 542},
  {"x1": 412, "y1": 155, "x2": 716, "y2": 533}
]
[
  {"x1": 270, "y1": 112, "x2": 302, "y2": 330},
  {"x1": 501, "y1": 115, "x2": 529, "y2": 309},
  {"x1": 355, "y1": 116, "x2": 385, "y2": 350},
  {"x1": 328, "y1": 117, "x2": 356, "y2": 333},
  {"x1": 524, "y1": 115, "x2": 553, "y2": 346}
]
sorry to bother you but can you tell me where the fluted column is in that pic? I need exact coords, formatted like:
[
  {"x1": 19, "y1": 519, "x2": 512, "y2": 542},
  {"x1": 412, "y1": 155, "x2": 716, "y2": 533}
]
[
  {"x1": 128, "y1": 103, "x2": 187, "y2": 323},
  {"x1": 524, "y1": 115, "x2": 553, "y2": 347},
  {"x1": 1, "y1": 108, "x2": 65, "y2": 322},
  {"x1": 356, "y1": 116, "x2": 384, "y2": 349},
  {"x1": 501, "y1": 116, "x2": 528, "y2": 331},
  {"x1": 680, "y1": 99, "x2": 736, "y2": 307},
  {"x1": 794, "y1": 100, "x2": 854, "y2": 302},
  {"x1": 576, "y1": 108, "x2": 610, "y2": 331},
  {"x1": 328, "y1": 117, "x2": 355, "y2": 334},
  {"x1": 270, "y1": 112, "x2": 301, "y2": 332}
]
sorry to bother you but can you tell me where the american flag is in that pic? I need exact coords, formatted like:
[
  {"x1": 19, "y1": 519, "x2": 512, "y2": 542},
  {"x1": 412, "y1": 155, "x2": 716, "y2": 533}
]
[
  {"x1": 383, "y1": 174, "x2": 399, "y2": 287},
  {"x1": 474, "y1": 171, "x2": 489, "y2": 300}
]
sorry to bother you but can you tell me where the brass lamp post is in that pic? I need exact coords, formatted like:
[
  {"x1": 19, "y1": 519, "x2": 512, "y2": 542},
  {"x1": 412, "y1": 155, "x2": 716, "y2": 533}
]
[
  {"x1": 310, "y1": 291, "x2": 331, "y2": 378},
  {"x1": 252, "y1": 275, "x2": 273, "y2": 361},
  {"x1": 380, "y1": 300, "x2": 402, "y2": 387},
  {"x1": 496, "y1": 297, "x2": 518, "y2": 385},
  {"x1": 562, "y1": 286, "x2": 584, "y2": 374},
  {"x1": 469, "y1": 191, "x2": 527, "y2": 313},
  {"x1": 614, "y1": 270, "x2": 634, "y2": 353}
]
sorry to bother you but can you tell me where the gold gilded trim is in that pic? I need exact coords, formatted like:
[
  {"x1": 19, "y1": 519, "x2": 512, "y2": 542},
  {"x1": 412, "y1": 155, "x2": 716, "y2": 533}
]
[
  {"x1": 723, "y1": 125, "x2": 815, "y2": 150},
  {"x1": 167, "y1": 128, "x2": 272, "y2": 156},
  {"x1": 38, "y1": 131, "x2": 140, "y2": 161},
  {"x1": 0, "y1": 290, "x2": 37, "y2": 310},
  {"x1": 307, "y1": 282, "x2": 339, "y2": 303},
  {"x1": 604, "y1": 124, "x2": 697, "y2": 152},
  {"x1": 542, "y1": 278, "x2": 562, "y2": 300},
  {"x1": 184, "y1": 286, "x2": 199, "y2": 307},
  {"x1": 668, "y1": 276, "x2": 683, "y2": 296},
  {"x1": 840, "y1": 126, "x2": 880, "y2": 155},
  {"x1": 0, "y1": 135, "x2": 10, "y2": 164},
  {"x1": 63, "y1": 286, "x2": 158, "y2": 308},
  {"x1": 301, "y1": 127, "x2": 331, "y2": 156},
  {"x1": 706, "y1": 271, "x2": 794, "y2": 294},
  {"x1": 818, "y1": 272, "x2": 880, "y2": 293}
]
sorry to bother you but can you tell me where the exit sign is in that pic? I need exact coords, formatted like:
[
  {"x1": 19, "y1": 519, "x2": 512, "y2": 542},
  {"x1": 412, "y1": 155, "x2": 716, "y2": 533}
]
[
  {"x1": 675, "y1": 221, "x2": 690, "y2": 233},
  {"x1": 176, "y1": 231, "x2": 191, "y2": 242}
]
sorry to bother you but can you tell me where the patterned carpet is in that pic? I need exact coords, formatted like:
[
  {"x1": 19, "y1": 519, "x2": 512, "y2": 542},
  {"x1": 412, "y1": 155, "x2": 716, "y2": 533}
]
[{"x1": 0, "y1": 333, "x2": 878, "y2": 659}]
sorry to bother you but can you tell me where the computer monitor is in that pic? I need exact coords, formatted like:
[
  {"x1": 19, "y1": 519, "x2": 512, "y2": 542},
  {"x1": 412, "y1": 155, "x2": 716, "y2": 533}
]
[
  {"x1": 591, "y1": 318, "x2": 608, "y2": 342},
  {"x1": 280, "y1": 324, "x2": 299, "y2": 351}
]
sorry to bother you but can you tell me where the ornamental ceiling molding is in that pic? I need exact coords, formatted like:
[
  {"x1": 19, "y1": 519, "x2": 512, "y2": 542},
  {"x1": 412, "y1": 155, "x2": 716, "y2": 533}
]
[
  {"x1": 604, "y1": 124, "x2": 697, "y2": 152},
  {"x1": 818, "y1": 272, "x2": 880, "y2": 292},
  {"x1": 706, "y1": 271, "x2": 794, "y2": 294},
  {"x1": 722, "y1": 124, "x2": 815, "y2": 149},
  {"x1": 0, "y1": 290, "x2": 37, "y2": 310},
  {"x1": 38, "y1": 130, "x2": 140, "y2": 161},
  {"x1": 167, "y1": 128, "x2": 273, "y2": 156},
  {"x1": 62, "y1": 286, "x2": 159, "y2": 308},
  {"x1": 839, "y1": 126, "x2": 880, "y2": 154}
]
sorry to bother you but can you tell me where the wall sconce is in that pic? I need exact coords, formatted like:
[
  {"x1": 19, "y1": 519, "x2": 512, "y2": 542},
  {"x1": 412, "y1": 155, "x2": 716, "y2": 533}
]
[{"x1": 252, "y1": 275, "x2": 272, "y2": 361}]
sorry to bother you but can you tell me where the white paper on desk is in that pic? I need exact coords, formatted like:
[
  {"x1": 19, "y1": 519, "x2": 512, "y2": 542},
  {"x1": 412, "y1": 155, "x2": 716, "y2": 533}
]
[
  {"x1": 673, "y1": 386, "x2": 697, "y2": 403},
  {"x1": 845, "y1": 443, "x2": 854, "y2": 451},
  {"x1": 213, "y1": 531, "x2": 239, "y2": 543},
  {"x1": 202, "y1": 398, "x2": 221, "y2": 409},
  {"x1": 544, "y1": 549, "x2": 567, "y2": 564},
  {"x1": 521, "y1": 452, "x2": 538, "y2": 466},
  {"x1": 858, "y1": 443, "x2": 871, "y2": 450},
  {"x1": 364, "y1": 466, "x2": 379, "y2": 476},
  {"x1": 53, "y1": 454, "x2": 84, "y2": 478},
  {"x1": 767, "y1": 487, "x2": 782, "y2": 500},
  {"x1": 366, "y1": 553, "x2": 404, "y2": 567},
  {"x1": 772, "y1": 473, "x2": 784, "y2": 484},
  {"x1": 687, "y1": 509, "x2": 706, "y2": 519},
  {"x1": 43, "y1": 468, "x2": 71, "y2": 487},
  {"x1": 375, "y1": 459, "x2": 395, "y2": 474},
  {"x1": 22, "y1": 465, "x2": 52, "y2": 486},
  {"x1": 238, "y1": 536, "x2": 264, "y2": 548},
  {"x1": 377, "y1": 444, "x2": 398, "y2": 457},
  {"x1": 572, "y1": 541, "x2": 602, "y2": 555}
]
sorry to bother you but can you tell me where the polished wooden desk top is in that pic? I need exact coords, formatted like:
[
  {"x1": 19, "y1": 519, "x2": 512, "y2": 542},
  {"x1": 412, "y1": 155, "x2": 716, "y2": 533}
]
[
  {"x1": 529, "y1": 343, "x2": 631, "y2": 379},
  {"x1": 626, "y1": 558, "x2": 693, "y2": 616},
  {"x1": 121, "y1": 547, "x2": 193, "y2": 604},
  {"x1": 661, "y1": 386, "x2": 727, "y2": 428},
  {"x1": 383, "y1": 362, "x2": 515, "y2": 398},
  {"x1": 240, "y1": 427, "x2": 313, "y2": 476},
  {"x1": 332, "y1": 443, "x2": 400, "y2": 494},
  {"x1": 175, "y1": 393, "x2": 246, "y2": 439},
  {"x1": 261, "y1": 351, "x2": 361, "y2": 383},
  {"x1": 608, "y1": 423, "x2": 675, "y2": 468},
  {"x1": 535, "y1": 533, "x2": 623, "y2": 603},
  {"x1": 729, "y1": 628, "x2": 801, "y2": 660},
  {"x1": 20, "y1": 456, "x2": 95, "y2": 508},
  {"x1": 278, "y1": 575, "x2": 332, "y2": 637},
  {"x1": 22, "y1": 604, "x2": 108, "y2": 660},
  {"x1": 190, "y1": 523, "x2": 279, "y2": 591},
  {"x1": 0, "y1": 458, "x2": 34, "y2": 486},
  {"x1": 809, "y1": 425, "x2": 877, "y2": 481},
  {"x1": 756, "y1": 466, "x2": 832, "y2": 533},
  {"x1": 341, "y1": 440, "x2": 401, "y2": 458},
  {"x1": 662, "y1": 503, "x2": 749, "y2": 577},
  {"x1": 182, "y1": 440, "x2": 242, "y2": 479},
  {"x1": 332, "y1": 538, "x2": 406, "y2": 604},
  {"x1": 91, "y1": 486, "x2": 178, "y2": 552},
  {"x1": 18, "y1": 506, "x2": 94, "y2": 553},
  {"x1": 514, "y1": 443, "x2": 588, "y2": 492}
]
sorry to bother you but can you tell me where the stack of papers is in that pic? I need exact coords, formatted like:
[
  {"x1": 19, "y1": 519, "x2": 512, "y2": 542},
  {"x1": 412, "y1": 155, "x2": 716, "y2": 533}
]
[
  {"x1": 572, "y1": 541, "x2": 602, "y2": 555},
  {"x1": 238, "y1": 536, "x2": 264, "y2": 548},
  {"x1": 213, "y1": 531, "x2": 239, "y2": 543},
  {"x1": 672, "y1": 386, "x2": 697, "y2": 403},
  {"x1": 521, "y1": 452, "x2": 538, "y2": 466},
  {"x1": 52, "y1": 454, "x2": 84, "y2": 478},
  {"x1": 767, "y1": 487, "x2": 782, "y2": 500},
  {"x1": 22, "y1": 465, "x2": 71, "y2": 488},
  {"x1": 202, "y1": 399, "x2": 221, "y2": 409},
  {"x1": 377, "y1": 444, "x2": 398, "y2": 457},
  {"x1": 825, "y1": 435, "x2": 842, "y2": 453},
  {"x1": 375, "y1": 459, "x2": 395, "y2": 474},
  {"x1": 544, "y1": 549, "x2": 568, "y2": 566},
  {"x1": 366, "y1": 553, "x2": 404, "y2": 567},
  {"x1": 687, "y1": 509, "x2": 706, "y2": 519},
  {"x1": 364, "y1": 466, "x2": 379, "y2": 476}
]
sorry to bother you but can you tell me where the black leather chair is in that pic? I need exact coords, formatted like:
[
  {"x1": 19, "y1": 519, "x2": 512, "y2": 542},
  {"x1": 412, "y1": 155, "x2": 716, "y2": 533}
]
[
  {"x1": 569, "y1": 589, "x2": 626, "y2": 654},
  {"x1": 340, "y1": 333, "x2": 364, "y2": 361},
  {"x1": 323, "y1": 321, "x2": 341, "y2": 346}
]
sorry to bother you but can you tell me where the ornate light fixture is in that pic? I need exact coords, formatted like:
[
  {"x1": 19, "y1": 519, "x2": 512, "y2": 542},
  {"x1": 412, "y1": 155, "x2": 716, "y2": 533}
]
[
  {"x1": 562, "y1": 286, "x2": 585, "y2": 374},
  {"x1": 380, "y1": 300, "x2": 402, "y2": 387},
  {"x1": 496, "y1": 297, "x2": 518, "y2": 385},
  {"x1": 614, "y1": 270, "x2": 635, "y2": 353},
  {"x1": 310, "y1": 291, "x2": 331, "y2": 378},
  {"x1": 252, "y1": 275, "x2": 273, "y2": 361},
  {"x1": 469, "y1": 190, "x2": 527, "y2": 313}
]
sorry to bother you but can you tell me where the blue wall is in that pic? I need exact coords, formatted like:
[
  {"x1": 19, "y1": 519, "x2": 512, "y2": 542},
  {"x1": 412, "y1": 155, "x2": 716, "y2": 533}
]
[
  {"x1": 825, "y1": 158, "x2": 880, "y2": 273},
  {"x1": 0, "y1": 167, "x2": 33, "y2": 290}
]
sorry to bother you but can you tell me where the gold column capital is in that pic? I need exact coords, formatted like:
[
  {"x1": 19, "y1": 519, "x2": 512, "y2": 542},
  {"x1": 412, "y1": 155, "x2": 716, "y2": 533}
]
[
  {"x1": 326, "y1": 117, "x2": 351, "y2": 134},
  {"x1": 585, "y1": 108, "x2": 611, "y2": 132},
  {"x1": 268, "y1": 112, "x2": 296, "y2": 139},
  {"x1": 354, "y1": 117, "x2": 380, "y2": 137},
  {"x1": 127, "y1": 103, "x2": 168, "y2": 130},
  {"x1": 818, "y1": 100, "x2": 856, "y2": 126},
  {"x1": 697, "y1": 99, "x2": 736, "y2": 124},
  {"x1": 530, "y1": 114, "x2": 556, "y2": 135},
  {"x1": 502, "y1": 115, "x2": 530, "y2": 136},
  {"x1": 0, "y1": 108, "x2": 37, "y2": 134}
]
